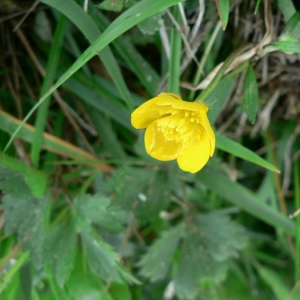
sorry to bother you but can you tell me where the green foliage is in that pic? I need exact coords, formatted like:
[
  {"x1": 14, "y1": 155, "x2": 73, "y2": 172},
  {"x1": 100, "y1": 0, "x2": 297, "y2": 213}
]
[
  {"x1": 0, "y1": 166, "x2": 47, "y2": 269},
  {"x1": 243, "y1": 64, "x2": 259, "y2": 124},
  {"x1": 1, "y1": 0, "x2": 299, "y2": 299},
  {"x1": 215, "y1": 0, "x2": 229, "y2": 29},
  {"x1": 97, "y1": 0, "x2": 127, "y2": 12},
  {"x1": 174, "y1": 212, "x2": 247, "y2": 299},
  {"x1": 216, "y1": 133, "x2": 279, "y2": 172},
  {"x1": 138, "y1": 224, "x2": 183, "y2": 281}
]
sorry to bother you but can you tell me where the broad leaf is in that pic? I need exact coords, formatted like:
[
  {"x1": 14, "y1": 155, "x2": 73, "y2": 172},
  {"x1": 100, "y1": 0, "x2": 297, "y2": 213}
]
[
  {"x1": 43, "y1": 222, "x2": 77, "y2": 286},
  {"x1": 174, "y1": 212, "x2": 246, "y2": 298},
  {"x1": 138, "y1": 224, "x2": 184, "y2": 281}
]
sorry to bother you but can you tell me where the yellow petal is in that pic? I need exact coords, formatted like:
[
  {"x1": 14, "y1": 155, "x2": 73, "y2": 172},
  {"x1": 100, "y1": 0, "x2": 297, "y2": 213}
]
[
  {"x1": 199, "y1": 111, "x2": 215, "y2": 156},
  {"x1": 156, "y1": 93, "x2": 208, "y2": 113},
  {"x1": 145, "y1": 120, "x2": 181, "y2": 161},
  {"x1": 131, "y1": 96, "x2": 170, "y2": 129},
  {"x1": 177, "y1": 133, "x2": 211, "y2": 173}
]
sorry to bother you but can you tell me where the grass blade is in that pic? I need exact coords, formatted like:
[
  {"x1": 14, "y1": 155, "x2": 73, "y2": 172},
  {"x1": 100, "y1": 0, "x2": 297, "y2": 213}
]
[{"x1": 216, "y1": 133, "x2": 280, "y2": 173}]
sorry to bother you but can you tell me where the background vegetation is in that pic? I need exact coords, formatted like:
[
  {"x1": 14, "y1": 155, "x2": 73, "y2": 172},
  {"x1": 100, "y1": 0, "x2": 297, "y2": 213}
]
[{"x1": 0, "y1": 0, "x2": 300, "y2": 299}]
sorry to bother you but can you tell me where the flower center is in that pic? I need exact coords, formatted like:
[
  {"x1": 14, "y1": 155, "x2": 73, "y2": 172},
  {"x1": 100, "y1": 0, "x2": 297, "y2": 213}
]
[{"x1": 157, "y1": 109, "x2": 201, "y2": 142}]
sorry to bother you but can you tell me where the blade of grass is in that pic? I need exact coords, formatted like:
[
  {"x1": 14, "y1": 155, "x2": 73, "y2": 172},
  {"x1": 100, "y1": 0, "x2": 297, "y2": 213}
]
[
  {"x1": 0, "y1": 110, "x2": 112, "y2": 171},
  {"x1": 0, "y1": 252, "x2": 30, "y2": 295},
  {"x1": 94, "y1": 9, "x2": 161, "y2": 96},
  {"x1": 3, "y1": 0, "x2": 183, "y2": 155},
  {"x1": 198, "y1": 168, "x2": 295, "y2": 234},
  {"x1": 216, "y1": 133, "x2": 280, "y2": 173},
  {"x1": 44, "y1": 0, "x2": 134, "y2": 112},
  {"x1": 31, "y1": 14, "x2": 67, "y2": 167},
  {"x1": 255, "y1": 264, "x2": 291, "y2": 300},
  {"x1": 168, "y1": 5, "x2": 182, "y2": 94},
  {"x1": 88, "y1": 109, "x2": 127, "y2": 159},
  {"x1": 62, "y1": 76, "x2": 133, "y2": 132},
  {"x1": 295, "y1": 157, "x2": 300, "y2": 287}
]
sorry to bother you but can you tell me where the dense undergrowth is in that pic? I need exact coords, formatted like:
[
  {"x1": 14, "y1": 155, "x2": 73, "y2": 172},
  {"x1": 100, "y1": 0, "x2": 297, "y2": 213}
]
[{"x1": 0, "y1": 0, "x2": 300, "y2": 299}]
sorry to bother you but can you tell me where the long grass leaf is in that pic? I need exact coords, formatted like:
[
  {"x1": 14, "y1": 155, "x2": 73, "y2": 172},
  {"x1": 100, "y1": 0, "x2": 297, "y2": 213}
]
[
  {"x1": 198, "y1": 169, "x2": 295, "y2": 234},
  {"x1": 217, "y1": 133, "x2": 280, "y2": 173},
  {"x1": 31, "y1": 15, "x2": 67, "y2": 166},
  {"x1": 0, "y1": 110, "x2": 112, "y2": 171}
]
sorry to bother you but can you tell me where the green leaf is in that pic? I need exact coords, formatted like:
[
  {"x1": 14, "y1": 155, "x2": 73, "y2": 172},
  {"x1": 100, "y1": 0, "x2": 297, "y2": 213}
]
[
  {"x1": 43, "y1": 222, "x2": 77, "y2": 286},
  {"x1": 0, "y1": 166, "x2": 47, "y2": 269},
  {"x1": 138, "y1": 13, "x2": 163, "y2": 35},
  {"x1": 254, "y1": 0, "x2": 262, "y2": 14},
  {"x1": 0, "y1": 163, "x2": 39, "y2": 199},
  {"x1": 282, "y1": 12, "x2": 300, "y2": 36},
  {"x1": 97, "y1": 0, "x2": 125, "y2": 11},
  {"x1": 138, "y1": 224, "x2": 184, "y2": 282},
  {"x1": 256, "y1": 265, "x2": 291, "y2": 300},
  {"x1": 243, "y1": 64, "x2": 259, "y2": 124},
  {"x1": 174, "y1": 212, "x2": 246, "y2": 298},
  {"x1": 207, "y1": 75, "x2": 235, "y2": 123},
  {"x1": 197, "y1": 169, "x2": 295, "y2": 234},
  {"x1": 82, "y1": 233, "x2": 139, "y2": 284},
  {"x1": 31, "y1": 15, "x2": 67, "y2": 167},
  {"x1": 168, "y1": 5, "x2": 182, "y2": 94},
  {"x1": 105, "y1": 168, "x2": 172, "y2": 223},
  {"x1": 269, "y1": 38, "x2": 300, "y2": 54},
  {"x1": 67, "y1": 267, "x2": 113, "y2": 300},
  {"x1": 108, "y1": 283, "x2": 131, "y2": 300},
  {"x1": 216, "y1": 133, "x2": 280, "y2": 173},
  {"x1": 0, "y1": 154, "x2": 48, "y2": 198},
  {"x1": 74, "y1": 194, "x2": 128, "y2": 232},
  {"x1": 215, "y1": 0, "x2": 229, "y2": 29},
  {"x1": 94, "y1": 10, "x2": 161, "y2": 95}
]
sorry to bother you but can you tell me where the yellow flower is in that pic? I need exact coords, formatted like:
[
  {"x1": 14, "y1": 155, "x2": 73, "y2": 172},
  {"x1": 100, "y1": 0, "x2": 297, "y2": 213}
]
[{"x1": 131, "y1": 93, "x2": 215, "y2": 173}]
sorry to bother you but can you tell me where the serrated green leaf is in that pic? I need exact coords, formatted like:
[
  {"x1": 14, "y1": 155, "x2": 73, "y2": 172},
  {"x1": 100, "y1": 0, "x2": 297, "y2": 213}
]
[
  {"x1": 43, "y1": 222, "x2": 77, "y2": 286},
  {"x1": 174, "y1": 211, "x2": 245, "y2": 299},
  {"x1": 215, "y1": 0, "x2": 229, "y2": 29},
  {"x1": 138, "y1": 224, "x2": 184, "y2": 282},
  {"x1": 105, "y1": 168, "x2": 172, "y2": 223},
  {"x1": 194, "y1": 212, "x2": 247, "y2": 261},
  {"x1": 74, "y1": 194, "x2": 128, "y2": 232},
  {"x1": 0, "y1": 166, "x2": 47, "y2": 269},
  {"x1": 82, "y1": 233, "x2": 139, "y2": 284},
  {"x1": 216, "y1": 133, "x2": 280, "y2": 172},
  {"x1": 243, "y1": 64, "x2": 259, "y2": 124},
  {"x1": 74, "y1": 194, "x2": 110, "y2": 223},
  {"x1": 0, "y1": 165, "x2": 33, "y2": 199}
]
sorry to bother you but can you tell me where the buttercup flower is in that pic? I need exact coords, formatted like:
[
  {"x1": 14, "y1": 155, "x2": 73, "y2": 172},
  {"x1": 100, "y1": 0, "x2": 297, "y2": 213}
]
[{"x1": 131, "y1": 93, "x2": 215, "y2": 173}]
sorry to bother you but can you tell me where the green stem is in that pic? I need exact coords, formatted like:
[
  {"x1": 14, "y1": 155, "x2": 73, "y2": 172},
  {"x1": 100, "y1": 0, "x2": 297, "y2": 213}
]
[
  {"x1": 0, "y1": 251, "x2": 30, "y2": 294},
  {"x1": 295, "y1": 157, "x2": 300, "y2": 284},
  {"x1": 195, "y1": 43, "x2": 255, "y2": 103}
]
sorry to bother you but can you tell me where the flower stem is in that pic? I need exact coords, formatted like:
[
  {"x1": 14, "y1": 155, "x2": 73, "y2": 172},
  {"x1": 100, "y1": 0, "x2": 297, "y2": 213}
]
[{"x1": 195, "y1": 43, "x2": 255, "y2": 103}]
